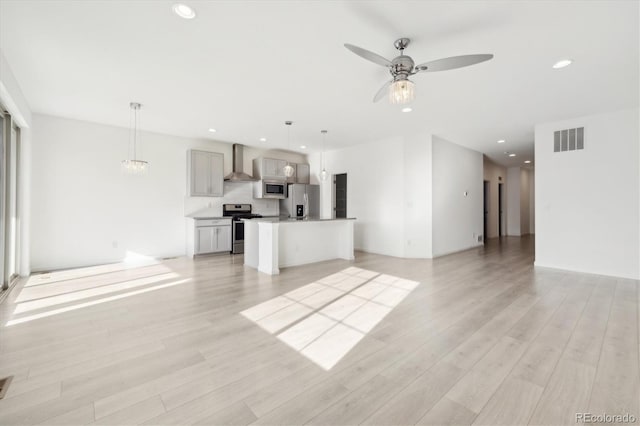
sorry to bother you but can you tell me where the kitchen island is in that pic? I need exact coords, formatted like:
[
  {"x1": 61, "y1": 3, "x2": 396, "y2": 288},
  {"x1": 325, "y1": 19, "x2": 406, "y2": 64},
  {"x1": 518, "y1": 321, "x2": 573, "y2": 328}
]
[{"x1": 243, "y1": 217, "x2": 355, "y2": 275}]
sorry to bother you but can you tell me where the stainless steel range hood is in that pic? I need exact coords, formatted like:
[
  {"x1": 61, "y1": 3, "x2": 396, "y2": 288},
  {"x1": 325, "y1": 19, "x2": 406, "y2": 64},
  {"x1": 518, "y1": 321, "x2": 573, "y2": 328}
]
[{"x1": 224, "y1": 144, "x2": 257, "y2": 182}]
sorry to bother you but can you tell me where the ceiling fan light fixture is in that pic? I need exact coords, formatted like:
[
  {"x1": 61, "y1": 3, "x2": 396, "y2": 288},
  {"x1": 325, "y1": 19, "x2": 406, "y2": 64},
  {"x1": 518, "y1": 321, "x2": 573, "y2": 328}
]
[
  {"x1": 345, "y1": 38, "x2": 493, "y2": 105},
  {"x1": 389, "y1": 79, "x2": 415, "y2": 105}
]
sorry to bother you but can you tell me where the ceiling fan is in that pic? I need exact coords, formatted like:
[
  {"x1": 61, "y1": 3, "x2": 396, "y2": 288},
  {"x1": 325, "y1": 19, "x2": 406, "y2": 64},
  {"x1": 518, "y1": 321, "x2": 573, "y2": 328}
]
[{"x1": 344, "y1": 38, "x2": 493, "y2": 104}]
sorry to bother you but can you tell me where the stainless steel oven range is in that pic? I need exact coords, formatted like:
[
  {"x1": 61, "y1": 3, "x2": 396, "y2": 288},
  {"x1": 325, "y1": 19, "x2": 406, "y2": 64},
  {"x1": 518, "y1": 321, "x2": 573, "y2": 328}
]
[{"x1": 222, "y1": 204, "x2": 262, "y2": 254}]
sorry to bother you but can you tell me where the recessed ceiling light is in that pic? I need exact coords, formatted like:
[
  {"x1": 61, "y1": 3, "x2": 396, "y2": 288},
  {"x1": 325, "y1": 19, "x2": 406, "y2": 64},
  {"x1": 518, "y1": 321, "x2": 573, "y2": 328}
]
[
  {"x1": 208, "y1": 128, "x2": 216, "y2": 133},
  {"x1": 300, "y1": 145, "x2": 307, "y2": 149},
  {"x1": 509, "y1": 153, "x2": 516, "y2": 157},
  {"x1": 173, "y1": 3, "x2": 196, "y2": 19},
  {"x1": 401, "y1": 107, "x2": 412, "y2": 113},
  {"x1": 524, "y1": 160, "x2": 531, "y2": 164},
  {"x1": 497, "y1": 139, "x2": 505, "y2": 144},
  {"x1": 259, "y1": 137, "x2": 267, "y2": 142},
  {"x1": 552, "y1": 59, "x2": 572, "y2": 69}
]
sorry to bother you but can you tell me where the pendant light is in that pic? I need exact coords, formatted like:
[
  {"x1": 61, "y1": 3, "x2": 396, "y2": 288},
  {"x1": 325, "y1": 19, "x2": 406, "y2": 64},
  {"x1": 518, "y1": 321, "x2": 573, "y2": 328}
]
[
  {"x1": 121, "y1": 102, "x2": 148, "y2": 174},
  {"x1": 283, "y1": 121, "x2": 295, "y2": 178},
  {"x1": 320, "y1": 130, "x2": 328, "y2": 181}
]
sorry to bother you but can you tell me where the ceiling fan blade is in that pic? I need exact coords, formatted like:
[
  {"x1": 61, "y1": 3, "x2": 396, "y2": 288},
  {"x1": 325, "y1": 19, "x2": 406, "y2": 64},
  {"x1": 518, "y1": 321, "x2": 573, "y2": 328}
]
[
  {"x1": 416, "y1": 54, "x2": 493, "y2": 72},
  {"x1": 344, "y1": 43, "x2": 392, "y2": 67},
  {"x1": 373, "y1": 81, "x2": 391, "y2": 103}
]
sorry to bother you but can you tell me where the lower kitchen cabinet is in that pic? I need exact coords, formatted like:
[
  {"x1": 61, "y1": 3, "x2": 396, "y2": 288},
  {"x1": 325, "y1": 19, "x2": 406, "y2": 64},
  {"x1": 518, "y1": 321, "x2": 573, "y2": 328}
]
[{"x1": 186, "y1": 218, "x2": 231, "y2": 257}]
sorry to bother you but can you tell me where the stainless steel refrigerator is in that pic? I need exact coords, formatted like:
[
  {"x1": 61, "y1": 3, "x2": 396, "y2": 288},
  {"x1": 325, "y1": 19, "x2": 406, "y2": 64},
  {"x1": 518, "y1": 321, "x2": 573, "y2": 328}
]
[{"x1": 280, "y1": 184, "x2": 320, "y2": 219}]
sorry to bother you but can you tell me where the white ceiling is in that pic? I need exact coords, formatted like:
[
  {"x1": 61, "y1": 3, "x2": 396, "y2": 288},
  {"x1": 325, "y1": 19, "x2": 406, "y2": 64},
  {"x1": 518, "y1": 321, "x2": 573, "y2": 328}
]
[{"x1": 1, "y1": 0, "x2": 638, "y2": 167}]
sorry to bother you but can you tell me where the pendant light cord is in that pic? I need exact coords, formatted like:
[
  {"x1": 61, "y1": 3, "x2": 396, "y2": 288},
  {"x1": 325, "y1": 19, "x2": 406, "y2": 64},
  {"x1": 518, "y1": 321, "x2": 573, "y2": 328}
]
[
  {"x1": 321, "y1": 130, "x2": 326, "y2": 170},
  {"x1": 133, "y1": 106, "x2": 138, "y2": 161},
  {"x1": 285, "y1": 121, "x2": 292, "y2": 167}
]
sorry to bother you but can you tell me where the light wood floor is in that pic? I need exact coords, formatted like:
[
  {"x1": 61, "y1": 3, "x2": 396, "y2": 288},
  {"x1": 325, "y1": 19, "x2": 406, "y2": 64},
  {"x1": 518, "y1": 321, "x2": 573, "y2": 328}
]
[{"x1": 0, "y1": 236, "x2": 638, "y2": 425}]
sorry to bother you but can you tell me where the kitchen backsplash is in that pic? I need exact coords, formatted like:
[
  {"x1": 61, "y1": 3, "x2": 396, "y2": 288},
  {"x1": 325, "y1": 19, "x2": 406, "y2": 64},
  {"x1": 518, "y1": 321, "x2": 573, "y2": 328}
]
[{"x1": 184, "y1": 181, "x2": 279, "y2": 217}]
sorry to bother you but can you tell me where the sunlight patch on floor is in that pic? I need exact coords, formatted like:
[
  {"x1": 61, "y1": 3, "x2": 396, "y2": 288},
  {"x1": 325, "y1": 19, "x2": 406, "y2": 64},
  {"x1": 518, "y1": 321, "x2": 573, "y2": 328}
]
[
  {"x1": 16, "y1": 264, "x2": 174, "y2": 303},
  {"x1": 24, "y1": 251, "x2": 160, "y2": 287},
  {"x1": 13, "y1": 272, "x2": 180, "y2": 314},
  {"x1": 6, "y1": 278, "x2": 192, "y2": 326},
  {"x1": 240, "y1": 267, "x2": 420, "y2": 370}
]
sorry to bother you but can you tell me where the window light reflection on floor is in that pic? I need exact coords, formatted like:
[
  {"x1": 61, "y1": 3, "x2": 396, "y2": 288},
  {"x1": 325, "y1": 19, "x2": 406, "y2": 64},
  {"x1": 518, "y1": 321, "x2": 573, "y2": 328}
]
[
  {"x1": 6, "y1": 278, "x2": 192, "y2": 326},
  {"x1": 23, "y1": 251, "x2": 160, "y2": 288},
  {"x1": 240, "y1": 267, "x2": 420, "y2": 370},
  {"x1": 14, "y1": 272, "x2": 180, "y2": 314}
]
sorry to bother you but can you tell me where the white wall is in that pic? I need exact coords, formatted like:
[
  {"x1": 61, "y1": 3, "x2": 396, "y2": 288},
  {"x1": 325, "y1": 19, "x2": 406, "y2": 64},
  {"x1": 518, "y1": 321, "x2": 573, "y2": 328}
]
[
  {"x1": 519, "y1": 168, "x2": 533, "y2": 235},
  {"x1": 535, "y1": 108, "x2": 639, "y2": 280},
  {"x1": 528, "y1": 169, "x2": 535, "y2": 234},
  {"x1": 0, "y1": 49, "x2": 31, "y2": 129},
  {"x1": 311, "y1": 135, "x2": 409, "y2": 258},
  {"x1": 506, "y1": 167, "x2": 521, "y2": 236},
  {"x1": 309, "y1": 132, "x2": 484, "y2": 259},
  {"x1": 31, "y1": 114, "x2": 306, "y2": 271},
  {"x1": 432, "y1": 137, "x2": 483, "y2": 257},
  {"x1": 310, "y1": 132, "x2": 433, "y2": 258},
  {"x1": 483, "y1": 157, "x2": 506, "y2": 239},
  {"x1": 403, "y1": 132, "x2": 432, "y2": 258},
  {"x1": 506, "y1": 166, "x2": 535, "y2": 237}
]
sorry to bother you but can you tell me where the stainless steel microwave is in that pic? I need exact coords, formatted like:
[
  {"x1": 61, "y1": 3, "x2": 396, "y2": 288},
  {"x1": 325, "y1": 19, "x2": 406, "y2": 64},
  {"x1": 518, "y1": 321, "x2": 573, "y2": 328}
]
[{"x1": 253, "y1": 180, "x2": 287, "y2": 199}]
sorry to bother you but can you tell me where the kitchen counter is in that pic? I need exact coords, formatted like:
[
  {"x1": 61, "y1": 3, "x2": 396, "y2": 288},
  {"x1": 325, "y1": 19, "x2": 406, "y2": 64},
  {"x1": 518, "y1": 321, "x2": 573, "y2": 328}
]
[
  {"x1": 244, "y1": 217, "x2": 355, "y2": 275},
  {"x1": 186, "y1": 215, "x2": 226, "y2": 219},
  {"x1": 241, "y1": 217, "x2": 356, "y2": 223}
]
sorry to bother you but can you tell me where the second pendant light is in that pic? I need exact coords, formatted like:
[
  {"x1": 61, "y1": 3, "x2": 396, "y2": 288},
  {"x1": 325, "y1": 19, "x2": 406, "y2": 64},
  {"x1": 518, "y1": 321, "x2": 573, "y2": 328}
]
[{"x1": 283, "y1": 121, "x2": 295, "y2": 178}]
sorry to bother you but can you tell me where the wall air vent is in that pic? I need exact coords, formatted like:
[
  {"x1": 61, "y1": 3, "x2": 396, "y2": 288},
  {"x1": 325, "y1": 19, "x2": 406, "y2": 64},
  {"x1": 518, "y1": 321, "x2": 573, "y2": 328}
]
[{"x1": 554, "y1": 127, "x2": 584, "y2": 152}]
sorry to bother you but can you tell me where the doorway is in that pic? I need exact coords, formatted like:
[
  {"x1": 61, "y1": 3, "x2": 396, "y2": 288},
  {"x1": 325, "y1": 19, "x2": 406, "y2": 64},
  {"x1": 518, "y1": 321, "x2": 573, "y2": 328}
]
[
  {"x1": 498, "y1": 182, "x2": 504, "y2": 237},
  {"x1": 334, "y1": 173, "x2": 347, "y2": 219},
  {"x1": 483, "y1": 180, "x2": 489, "y2": 242}
]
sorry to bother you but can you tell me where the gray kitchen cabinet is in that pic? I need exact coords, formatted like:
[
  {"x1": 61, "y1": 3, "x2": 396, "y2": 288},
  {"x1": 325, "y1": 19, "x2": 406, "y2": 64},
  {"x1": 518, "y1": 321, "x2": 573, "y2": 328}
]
[
  {"x1": 296, "y1": 163, "x2": 310, "y2": 184},
  {"x1": 192, "y1": 218, "x2": 231, "y2": 255},
  {"x1": 188, "y1": 150, "x2": 224, "y2": 197},
  {"x1": 196, "y1": 227, "x2": 216, "y2": 254},
  {"x1": 254, "y1": 157, "x2": 288, "y2": 180},
  {"x1": 253, "y1": 158, "x2": 309, "y2": 183},
  {"x1": 285, "y1": 164, "x2": 297, "y2": 183},
  {"x1": 285, "y1": 163, "x2": 310, "y2": 184},
  {"x1": 216, "y1": 225, "x2": 231, "y2": 252}
]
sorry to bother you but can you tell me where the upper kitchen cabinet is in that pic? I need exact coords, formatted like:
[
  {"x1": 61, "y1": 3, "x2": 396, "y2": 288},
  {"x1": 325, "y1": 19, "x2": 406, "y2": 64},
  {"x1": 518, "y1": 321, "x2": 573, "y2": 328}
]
[
  {"x1": 253, "y1": 157, "x2": 310, "y2": 184},
  {"x1": 295, "y1": 163, "x2": 310, "y2": 184},
  {"x1": 285, "y1": 163, "x2": 311, "y2": 184},
  {"x1": 188, "y1": 150, "x2": 224, "y2": 197},
  {"x1": 253, "y1": 158, "x2": 288, "y2": 180}
]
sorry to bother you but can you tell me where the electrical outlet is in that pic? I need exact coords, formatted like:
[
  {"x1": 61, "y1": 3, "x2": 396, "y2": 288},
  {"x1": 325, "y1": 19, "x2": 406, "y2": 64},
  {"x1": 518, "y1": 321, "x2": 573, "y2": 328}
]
[{"x1": 477, "y1": 235, "x2": 483, "y2": 243}]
